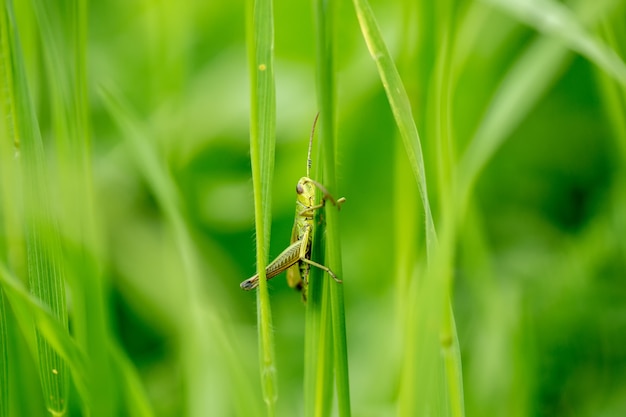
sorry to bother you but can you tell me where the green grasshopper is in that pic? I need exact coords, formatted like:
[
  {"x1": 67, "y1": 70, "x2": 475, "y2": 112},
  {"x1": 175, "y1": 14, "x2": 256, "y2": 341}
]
[{"x1": 240, "y1": 114, "x2": 345, "y2": 299}]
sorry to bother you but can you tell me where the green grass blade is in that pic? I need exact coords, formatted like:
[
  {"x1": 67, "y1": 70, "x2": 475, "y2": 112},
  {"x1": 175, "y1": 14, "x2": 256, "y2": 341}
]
[
  {"x1": 247, "y1": 0, "x2": 278, "y2": 412},
  {"x1": 351, "y1": 1, "x2": 469, "y2": 415},
  {"x1": 596, "y1": 11, "x2": 626, "y2": 160},
  {"x1": 108, "y1": 341, "x2": 155, "y2": 417},
  {"x1": 458, "y1": 36, "x2": 569, "y2": 205},
  {"x1": 304, "y1": 161, "x2": 334, "y2": 417},
  {"x1": 312, "y1": 0, "x2": 352, "y2": 416},
  {"x1": 352, "y1": 0, "x2": 436, "y2": 255},
  {"x1": 392, "y1": 5, "x2": 424, "y2": 412},
  {"x1": 485, "y1": 0, "x2": 626, "y2": 86},
  {"x1": 0, "y1": 263, "x2": 89, "y2": 409},
  {"x1": 0, "y1": 1, "x2": 69, "y2": 414},
  {"x1": 101, "y1": 81, "x2": 262, "y2": 417},
  {"x1": 100, "y1": 87, "x2": 216, "y2": 416},
  {"x1": 457, "y1": 0, "x2": 622, "y2": 204},
  {"x1": 458, "y1": 0, "x2": 624, "y2": 213},
  {"x1": 0, "y1": 5, "x2": 14, "y2": 415},
  {"x1": 29, "y1": 0, "x2": 117, "y2": 414},
  {"x1": 432, "y1": 28, "x2": 467, "y2": 417},
  {"x1": 460, "y1": 0, "x2": 626, "y2": 196},
  {"x1": 305, "y1": 270, "x2": 334, "y2": 417},
  {"x1": 0, "y1": 292, "x2": 7, "y2": 417}
]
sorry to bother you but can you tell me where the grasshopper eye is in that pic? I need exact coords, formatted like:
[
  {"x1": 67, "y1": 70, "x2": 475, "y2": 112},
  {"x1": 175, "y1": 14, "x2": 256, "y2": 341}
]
[{"x1": 296, "y1": 183, "x2": 304, "y2": 194}]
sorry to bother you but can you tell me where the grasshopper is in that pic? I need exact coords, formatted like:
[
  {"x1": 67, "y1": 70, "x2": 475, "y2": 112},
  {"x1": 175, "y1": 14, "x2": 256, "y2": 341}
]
[{"x1": 240, "y1": 113, "x2": 345, "y2": 299}]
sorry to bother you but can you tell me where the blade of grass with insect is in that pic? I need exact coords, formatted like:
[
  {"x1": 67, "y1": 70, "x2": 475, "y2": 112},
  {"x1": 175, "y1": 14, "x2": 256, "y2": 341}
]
[
  {"x1": 303, "y1": 43, "x2": 331, "y2": 417},
  {"x1": 310, "y1": 0, "x2": 352, "y2": 415},
  {"x1": 246, "y1": 0, "x2": 278, "y2": 411},
  {"x1": 0, "y1": 1, "x2": 70, "y2": 414}
]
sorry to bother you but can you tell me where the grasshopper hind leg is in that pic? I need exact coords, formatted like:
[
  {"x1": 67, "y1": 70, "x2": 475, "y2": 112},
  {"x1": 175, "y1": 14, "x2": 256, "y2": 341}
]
[{"x1": 301, "y1": 258, "x2": 342, "y2": 284}]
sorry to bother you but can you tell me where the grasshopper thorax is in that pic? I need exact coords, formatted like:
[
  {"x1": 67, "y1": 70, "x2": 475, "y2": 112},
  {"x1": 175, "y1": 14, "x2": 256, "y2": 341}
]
[{"x1": 296, "y1": 177, "x2": 316, "y2": 208}]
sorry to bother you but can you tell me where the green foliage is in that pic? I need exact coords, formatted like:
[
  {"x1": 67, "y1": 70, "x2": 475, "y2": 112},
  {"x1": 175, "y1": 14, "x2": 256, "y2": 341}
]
[
  {"x1": 0, "y1": 0, "x2": 625, "y2": 416},
  {"x1": 247, "y1": 0, "x2": 278, "y2": 412}
]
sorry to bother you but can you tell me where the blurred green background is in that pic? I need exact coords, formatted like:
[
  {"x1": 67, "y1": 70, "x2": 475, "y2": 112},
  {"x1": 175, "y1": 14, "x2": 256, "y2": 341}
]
[{"x1": 1, "y1": 0, "x2": 626, "y2": 416}]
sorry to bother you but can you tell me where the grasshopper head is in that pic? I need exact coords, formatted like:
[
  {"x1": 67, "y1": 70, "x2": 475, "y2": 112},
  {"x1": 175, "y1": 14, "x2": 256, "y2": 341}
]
[{"x1": 296, "y1": 177, "x2": 316, "y2": 206}]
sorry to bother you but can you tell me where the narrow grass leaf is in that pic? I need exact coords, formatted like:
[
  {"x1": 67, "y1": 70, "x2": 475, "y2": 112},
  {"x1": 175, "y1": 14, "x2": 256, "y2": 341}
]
[
  {"x1": 108, "y1": 341, "x2": 155, "y2": 417},
  {"x1": 247, "y1": 0, "x2": 278, "y2": 411},
  {"x1": 304, "y1": 212, "x2": 332, "y2": 417},
  {"x1": 100, "y1": 87, "x2": 226, "y2": 416},
  {"x1": 459, "y1": 0, "x2": 624, "y2": 202},
  {"x1": 304, "y1": 197, "x2": 331, "y2": 417},
  {"x1": 0, "y1": 292, "x2": 7, "y2": 417},
  {"x1": 1, "y1": 1, "x2": 69, "y2": 414},
  {"x1": 0, "y1": 263, "x2": 89, "y2": 409},
  {"x1": 313, "y1": 0, "x2": 352, "y2": 415},
  {"x1": 392, "y1": 8, "x2": 423, "y2": 412},
  {"x1": 351, "y1": 0, "x2": 437, "y2": 255},
  {"x1": 485, "y1": 0, "x2": 626, "y2": 86},
  {"x1": 102, "y1": 83, "x2": 259, "y2": 416},
  {"x1": 351, "y1": 1, "x2": 470, "y2": 416},
  {"x1": 596, "y1": 17, "x2": 626, "y2": 159},
  {"x1": 0, "y1": 8, "x2": 15, "y2": 415},
  {"x1": 432, "y1": 33, "x2": 466, "y2": 417},
  {"x1": 458, "y1": 37, "x2": 570, "y2": 207},
  {"x1": 29, "y1": 0, "x2": 117, "y2": 415}
]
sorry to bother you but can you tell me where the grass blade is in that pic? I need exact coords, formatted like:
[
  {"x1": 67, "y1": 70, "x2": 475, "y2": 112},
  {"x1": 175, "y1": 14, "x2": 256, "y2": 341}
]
[
  {"x1": 352, "y1": 0, "x2": 436, "y2": 254},
  {"x1": 0, "y1": 292, "x2": 7, "y2": 417},
  {"x1": 0, "y1": 7, "x2": 24, "y2": 414},
  {"x1": 108, "y1": 341, "x2": 155, "y2": 417},
  {"x1": 596, "y1": 8, "x2": 626, "y2": 160},
  {"x1": 0, "y1": 1, "x2": 69, "y2": 414},
  {"x1": 458, "y1": 36, "x2": 570, "y2": 205},
  {"x1": 485, "y1": 0, "x2": 626, "y2": 86},
  {"x1": 29, "y1": 0, "x2": 118, "y2": 414},
  {"x1": 100, "y1": 87, "x2": 213, "y2": 416},
  {"x1": 0, "y1": 263, "x2": 88, "y2": 409},
  {"x1": 0, "y1": 6, "x2": 15, "y2": 414},
  {"x1": 457, "y1": 0, "x2": 624, "y2": 210},
  {"x1": 304, "y1": 269, "x2": 334, "y2": 417},
  {"x1": 351, "y1": 1, "x2": 468, "y2": 416},
  {"x1": 1, "y1": 267, "x2": 156, "y2": 417},
  {"x1": 456, "y1": 0, "x2": 626, "y2": 210},
  {"x1": 311, "y1": 0, "x2": 352, "y2": 416},
  {"x1": 247, "y1": 0, "x2": 278, "y2": 411}
]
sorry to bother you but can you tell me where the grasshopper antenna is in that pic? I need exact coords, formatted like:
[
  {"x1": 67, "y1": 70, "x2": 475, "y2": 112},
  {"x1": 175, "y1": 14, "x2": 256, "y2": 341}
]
[{"x1": 307, "y1": 112, "x2": 320, "y2": 178}]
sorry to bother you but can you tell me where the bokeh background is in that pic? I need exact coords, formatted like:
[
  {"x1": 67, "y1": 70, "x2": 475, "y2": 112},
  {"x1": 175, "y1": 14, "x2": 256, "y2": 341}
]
[{"x1": 1, "y1": 0, "x2": 625, "y2": 416}]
